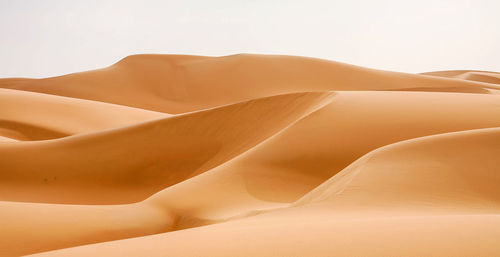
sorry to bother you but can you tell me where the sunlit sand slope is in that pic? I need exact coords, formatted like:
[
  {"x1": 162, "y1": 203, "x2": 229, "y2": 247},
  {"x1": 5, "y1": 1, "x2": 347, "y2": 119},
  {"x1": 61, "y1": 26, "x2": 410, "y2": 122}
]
[
  {"x1": 0, "y1": 88, "x2": 166, "y2": 141},
  {"x1": 1, "y1": 54, "x2": 499, "y2": 113},
  {"x1": 146, "y1": 91, "x2": 500, "y2": 227},
  {"x1": 422, "y1": 70, "x2": 500, "y2": 85},
  {"x1": 0, "y1": 54, "x2": 499, "y2": 256},
  {"x1": 0, "y1": 92, "x2": 333, "y2": 204},
  {"x1": 29, "y1": 128, "x2": 500, "y2": 257}
]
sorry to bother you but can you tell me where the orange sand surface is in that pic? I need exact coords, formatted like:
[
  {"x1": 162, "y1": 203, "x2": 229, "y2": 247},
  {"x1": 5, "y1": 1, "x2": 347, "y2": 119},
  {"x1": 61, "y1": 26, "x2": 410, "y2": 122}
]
[{"x1": 0, "y1": 54, "x2": 499, "y2": 256}]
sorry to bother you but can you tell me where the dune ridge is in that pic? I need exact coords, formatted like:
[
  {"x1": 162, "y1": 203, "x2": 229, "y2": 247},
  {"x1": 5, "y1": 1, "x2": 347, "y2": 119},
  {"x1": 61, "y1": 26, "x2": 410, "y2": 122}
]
[
  {"x1": 422, "y1": 70, "x2": 500, "y2": 85},
  {"x1": 296, "y1": 127, "x2": 500, "y2": 209},
  {"x1": 0, "y1": 88, "x2": 167, "y2": 141},
  {"x1": 0, "y1": 91, "x2": 334, "y2": 204},
  {"x1": 1, "y1": 54, "x2": 499, "y2": 114},
  {"x1": 26, "y1": 127, "x2": 500, "y2": 257},
  {"x1": 0, "y1": 54, "x2": 499, "y2": 256},
  {"x1": 145, "y1": 90, "x2": 500, "y2": 227}
]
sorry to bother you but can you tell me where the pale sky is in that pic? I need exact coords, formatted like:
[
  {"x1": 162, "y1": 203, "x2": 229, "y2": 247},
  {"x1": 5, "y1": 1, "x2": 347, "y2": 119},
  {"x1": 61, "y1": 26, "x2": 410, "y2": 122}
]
[{"x1": 1, "y1": 0, "x2": 499, "y2": 78}]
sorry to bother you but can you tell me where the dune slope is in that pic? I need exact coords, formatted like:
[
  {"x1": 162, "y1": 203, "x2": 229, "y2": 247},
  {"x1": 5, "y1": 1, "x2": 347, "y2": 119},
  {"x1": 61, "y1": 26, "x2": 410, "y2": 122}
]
[
  {"x1": 0, "y1": 54, "x2": 499, "y2": 256},
  {"x1": 0, "y1": 88, "x2": 166, "y2": 141},
  {"x1": 1, "y1": 54, "x2": 499, "y2": 114},
  {"x1": 29, "y1": 128, "x2": 500, "y2": 257},
  {"x1": 0, "y1": 92, "x2": 333, "y2": 204},
  {"x1": 422, "y1": 70, "x2": 500, "y2": 85},
  {"x1": 145, "y1": 91, "x2": 500, "y2": 227}
]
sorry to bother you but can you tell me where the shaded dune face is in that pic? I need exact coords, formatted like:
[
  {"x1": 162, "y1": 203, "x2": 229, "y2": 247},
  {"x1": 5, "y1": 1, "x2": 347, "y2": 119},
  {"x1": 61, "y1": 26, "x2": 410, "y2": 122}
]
[
  {"x1": 0, "y1": 119, "x2": 69, "y2": 141},
  {"x1": 296, "y1": 128, "x2": 500, "y2": 210},
  {"x1": 0, "y1": 54, "x2": 499, "y2": 256},
  {"x1": 0, "y1": 88, "x2": 167, "y2": 141},
  {"x1": 24, "y1": 128, "x2": 500, "y2": 257},
  {"x1": 0, "y1": 92, "x2": 334, "y2": 204},
  {"x1": 145, "y1": 91, "x2": 500, "y2": 228}
]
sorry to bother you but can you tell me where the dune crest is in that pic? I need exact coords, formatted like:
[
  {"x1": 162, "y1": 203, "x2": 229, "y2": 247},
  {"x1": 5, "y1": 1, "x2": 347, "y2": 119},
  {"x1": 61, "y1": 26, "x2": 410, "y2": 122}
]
[
  {"x1": 422, "y1": 70, "x2": 500, "y2": 85},
  {"x1": 146, "y1": 90, "x2": 500, "y2": 227},
  {"x1": 1, "y1": 54, "x2": 499, "y2": 114},
  {"x1": 0, "y1": 92, "x2": 333, "y2": 204},
  {"x1": 0, "y1": 88, "x2": 167, "y2": 141},
  {"x1": 0, "y1": 54, "x2": 499, "y2": 256},
  {"x1": 27, "y1": 128, "x2": 500, "y2": 257},
  {"x1": 296, "y1": 127, "x2": 500, "y2": 210}
]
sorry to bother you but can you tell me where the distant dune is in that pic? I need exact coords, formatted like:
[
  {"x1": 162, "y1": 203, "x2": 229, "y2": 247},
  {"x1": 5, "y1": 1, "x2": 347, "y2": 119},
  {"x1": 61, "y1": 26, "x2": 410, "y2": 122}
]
[
  {"x1": 422, "y1": 70, "x2": 500, "y2": 85},
  {"x1": 1, "y1": 54, "x2": 499, "y2": 114},
  {"x1": 0, "y1": 54, "x2": 499, "y2": 256}
]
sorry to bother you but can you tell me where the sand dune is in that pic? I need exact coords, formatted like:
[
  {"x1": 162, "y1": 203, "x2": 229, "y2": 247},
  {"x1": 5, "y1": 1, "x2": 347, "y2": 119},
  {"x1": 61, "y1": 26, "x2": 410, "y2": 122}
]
[
  {"x1": 34, "y1": 214, "x2": 500, "y2": 257},
  {"x1": 146, "y1": 91, "x2": 500, "y2": 226},
  {"x1": 27, "y1": 128, "x2": 500, "y2": 257},
  {"x1": 0, "y1": 201, "x2": 173, "y2": 256},
  {"x1": 1, "y1": 54, "x2": 499, "y2": 114},
  {"x1": 297, "y1": 127, "x2": 500, "y2": 210},
  {"x1": 0, "y1": 88, "x2": 166, "y2": 141},
  {"x1": 0, "y1": 54, "x2": 499, "y2": 256},
  {"x1": 0, "y1": 92, "x2": 333, "y2": 204},
  {"x1": 422, "y1": 70, "x2": 500, "y2": 85}
]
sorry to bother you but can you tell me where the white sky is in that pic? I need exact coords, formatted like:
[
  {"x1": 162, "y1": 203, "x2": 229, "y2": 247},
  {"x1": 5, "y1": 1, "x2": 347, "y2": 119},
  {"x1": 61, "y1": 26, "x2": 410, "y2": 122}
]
[{"x1": 1, "y1": 0, "x2": 499, "y2": 78}]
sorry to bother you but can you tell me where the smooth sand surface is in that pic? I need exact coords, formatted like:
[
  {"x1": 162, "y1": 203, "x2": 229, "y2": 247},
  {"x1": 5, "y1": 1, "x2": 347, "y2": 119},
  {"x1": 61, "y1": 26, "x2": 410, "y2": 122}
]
[
  {"x1": 422, "y1": 70, "x2": 500, "y2": 85},
  {"x1": 0, "y1": 54, "x2": 499, "y2": 256},
  {"x1": 25, "y1": 128, "x2": 500, "y2": 257},
  {"x1": 1, "y1": 54, "x2": 499, "y2": 114},
  {"x1": 0, "y1": 88, "x2": 167, "y2": 141}
]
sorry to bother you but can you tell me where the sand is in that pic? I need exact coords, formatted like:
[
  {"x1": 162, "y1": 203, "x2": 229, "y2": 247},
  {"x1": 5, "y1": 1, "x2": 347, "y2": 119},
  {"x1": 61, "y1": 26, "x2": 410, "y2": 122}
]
[{"x1": 0, "y1": 54, "x2": 498, "y2": 256}]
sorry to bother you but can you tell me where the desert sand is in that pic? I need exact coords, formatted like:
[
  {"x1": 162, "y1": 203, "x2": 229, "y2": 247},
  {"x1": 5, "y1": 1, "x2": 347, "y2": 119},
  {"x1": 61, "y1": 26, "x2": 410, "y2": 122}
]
[{"x1": 0, "y1": 54, "x2": 499, "y2": 256}]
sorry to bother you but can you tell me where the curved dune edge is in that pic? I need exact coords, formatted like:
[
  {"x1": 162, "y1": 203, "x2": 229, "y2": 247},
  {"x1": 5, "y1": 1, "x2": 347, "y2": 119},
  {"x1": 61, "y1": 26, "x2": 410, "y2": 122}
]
[
  {"x1": 0, "y1": 91, "x2": 334, "y2": 256},
  {"x1": 0, "y1": 54, "x2": 499, "y2": 256},
  {"x1": 2, "y1": 91, "x2": 499, "y2": 205},
  {"x1": 0, "y1": 88, "x2": 167, "y2": 141},
  {"x1": 1, "y1": 54, "x2": 499, "y2": 114},
  {"x1": 0, "y1": 91, "x2": 334, "y2": 204},
  {"x1": 146, "y1": 91, "x2": 500, "y2": 226},
  {"x1": 295, "y1": 127, "x2": 500, "y2": 210},
  {"x1": 0, "y1": 135, "x2": 18, "y2": 142},
  {"x1": 26, "y1": 127, "x2": 500, "y2": 257},
  {"x1": 422, "y1": 70, "x2": 500, "y2": 85},
  {"x1": 1, "y1": 91, "x2": 499, "y2": 256}
]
